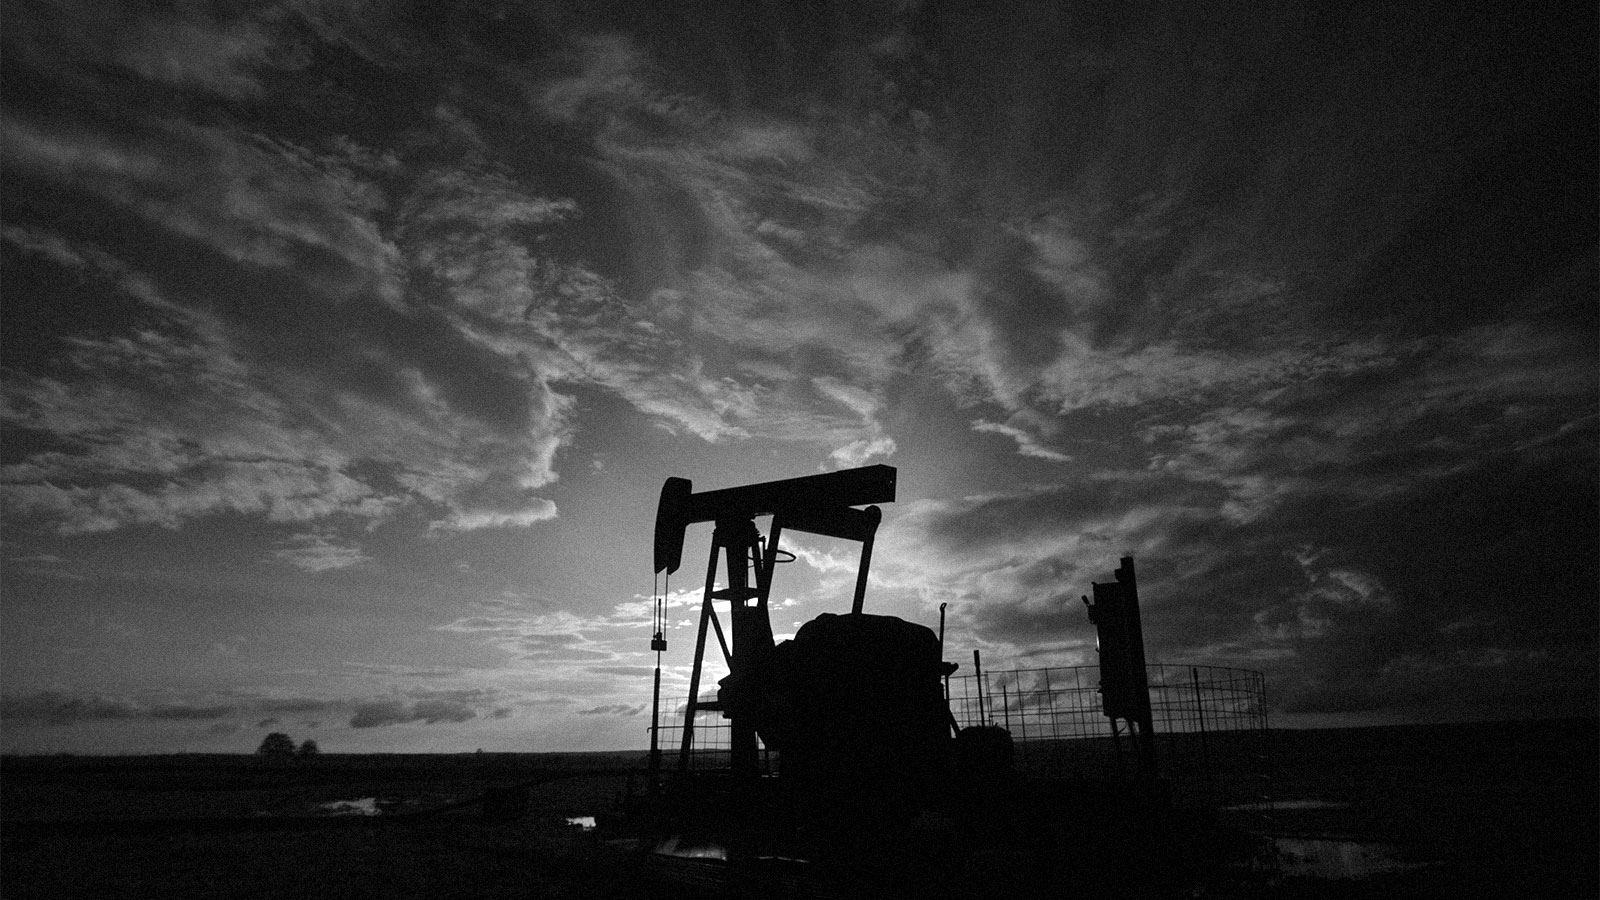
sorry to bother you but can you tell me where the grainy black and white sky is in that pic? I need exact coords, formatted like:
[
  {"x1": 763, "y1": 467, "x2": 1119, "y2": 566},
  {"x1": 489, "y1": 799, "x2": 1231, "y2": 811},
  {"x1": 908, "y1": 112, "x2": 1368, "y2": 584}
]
[{"x1": 2, "y1": 0, "x2": 1595, "y2": 753}]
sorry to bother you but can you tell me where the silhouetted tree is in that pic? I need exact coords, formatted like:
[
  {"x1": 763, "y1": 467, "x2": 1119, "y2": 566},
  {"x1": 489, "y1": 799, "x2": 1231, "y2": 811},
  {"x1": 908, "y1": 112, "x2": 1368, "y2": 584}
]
[
  {"x1": 257, "y1": 732, "x2": 295, "y2": 759},
  {"x1": 297, "y1": 738, "x2": 320, "y2": 758}
]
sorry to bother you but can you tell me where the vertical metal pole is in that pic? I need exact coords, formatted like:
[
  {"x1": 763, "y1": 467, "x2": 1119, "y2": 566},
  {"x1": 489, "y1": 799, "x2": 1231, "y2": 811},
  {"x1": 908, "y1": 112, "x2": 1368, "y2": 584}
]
[
  {"x1": 1193, "y1": 666, "x2": 1214, "y2": 798},
  {"x1": 1044, "y1": 668, "x2": 1055, "y2": 741},
  {"x1": 649, "y1": 665, "x2": 662, "y2": 783},
  {"x1": 649, "y1": 588, "x2": 665, "y2": 787},
  {"x1": 725, "y1": 525, "x2": 761, "y2": 780},
  {"x1": 973, "y1": 650, "x2": 987, "y2": 724},
  {"x1": 939, "y1": 603, "x2": 950, "y2": 707},
  {"x1": 756, "y1": 520, "x2": 785, "y2": 606},
  {"x1": 850, "y1": 533, "x2": 875, "y2": 614},
  {"x1": 678, "y1": 536, "x2": 723, "y2": 772},
  {"x1": 1118, "y1": 557, "x2": 1158, "y2": 779}
]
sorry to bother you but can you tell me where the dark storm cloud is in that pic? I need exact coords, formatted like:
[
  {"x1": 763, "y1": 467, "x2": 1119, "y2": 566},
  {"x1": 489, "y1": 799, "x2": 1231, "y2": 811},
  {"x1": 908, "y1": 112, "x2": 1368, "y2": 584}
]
[
  {"x1": 871, "y1": 3, "x2": 1595, "y2": 434},
  {"x1": 147, "y1": 703, "x2": 233, "y2": 720},
  {"x1": 258, "y1": 698, "x2": 336, "y2": 714},
  {"x1": 882, "y1": 289, "x2": 1596, "y2": 714},
  {"x1": 862, "y1": 0, "x2": 1599, "y2": 716},
  {"x1": 0, "y1": 691, "x2": 140, "y2": 725},
  {"x1": 0, "y1": 691, "x2": 235, "y2": 725},
  {"x1": 405, "y1": 688, "x2": 504, "y2": 706}
]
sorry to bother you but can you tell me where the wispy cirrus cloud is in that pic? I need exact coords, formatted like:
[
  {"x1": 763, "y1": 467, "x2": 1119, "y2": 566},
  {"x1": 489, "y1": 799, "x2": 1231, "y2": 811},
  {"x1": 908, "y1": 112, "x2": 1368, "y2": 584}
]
[
  {"x1": 971, "y1": 417, "x2": 1071, "y2": 463},
  {"x1": 273, "y1": 532, "x2": 371, "y2": 573},
  {"x1": 3, "y1": 0, "x2": 301, "y2": 102},
  {"x1": 110, "y1": 5, "x2": 287, "y2": 99},
  {"x1": 1, "y1": 116, "x2": 400, "y2": 300},
  {"x1": 0, "y1": 324, "x2": 397, "y2": 534},
  {"x1": 434, "y1": 588, "x2": 715, "y2": 716},
  {"x1": 524, "y1": 24, "x2": 1498, "y2": 469},
  {"x1": 0, "y1": 126, "x2": 575, "y2": 534},
  {"x1": 529, "y1": 33, "x2": 916, "y2": 457},
  {"x1": 577, "y1": 703, "x2": 646, "y2": 717}
]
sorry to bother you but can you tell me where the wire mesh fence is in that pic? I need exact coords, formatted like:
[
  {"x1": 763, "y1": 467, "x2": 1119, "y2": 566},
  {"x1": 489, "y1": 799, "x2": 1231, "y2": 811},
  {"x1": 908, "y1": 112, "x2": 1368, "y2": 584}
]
[
  {"x1": 947, "y1": 664, "x2": 1270, "y2": 807},
  {"x1": 655, "y1": 663, "x2": 1270, "y2": 809},
  {"x1": 654, "y1": 712, "x2": 777, "y2": 776}
]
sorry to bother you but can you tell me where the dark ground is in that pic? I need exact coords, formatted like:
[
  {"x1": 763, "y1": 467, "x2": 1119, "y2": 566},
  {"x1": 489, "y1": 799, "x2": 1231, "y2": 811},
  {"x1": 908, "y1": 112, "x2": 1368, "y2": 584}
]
[
  {"x1": 1, "y1": 718, "x2": 1594, "y2": 899},
  {"x1": 1232, "y1": 717, "x2": 1597, "y2": 899}
]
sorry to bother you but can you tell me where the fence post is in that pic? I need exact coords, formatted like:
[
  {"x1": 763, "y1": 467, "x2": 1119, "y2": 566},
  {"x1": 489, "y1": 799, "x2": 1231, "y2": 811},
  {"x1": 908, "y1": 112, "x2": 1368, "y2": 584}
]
[
  {"x1": 973, "y1": 650, "x2": 987, "y2": 724},
  {"x1": 1192, "y1": 666, "x2": 1215, "y2": 800}
]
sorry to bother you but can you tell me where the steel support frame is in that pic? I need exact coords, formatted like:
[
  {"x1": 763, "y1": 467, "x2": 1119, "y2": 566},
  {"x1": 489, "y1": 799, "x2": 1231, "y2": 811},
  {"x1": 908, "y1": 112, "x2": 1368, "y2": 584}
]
[{"x1": 678, "y1": 519, "x2": 773, "y2": 777}]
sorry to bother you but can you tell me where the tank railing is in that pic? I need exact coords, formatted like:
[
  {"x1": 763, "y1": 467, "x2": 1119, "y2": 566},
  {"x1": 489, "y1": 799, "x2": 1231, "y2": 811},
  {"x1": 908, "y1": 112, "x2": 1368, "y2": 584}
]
[
  {"x1": 945, "y1": 664, "x2": 1269, "y2": 806},
  {"x1": 654, "y1": 707, "x2": 777, "y2": 776},
  {"x1": 948, "y1": 664, "x2": 1266, "y2": 735},
  {"x1": 655, "y1": 663, "x2": 1269, "y2": 809}
]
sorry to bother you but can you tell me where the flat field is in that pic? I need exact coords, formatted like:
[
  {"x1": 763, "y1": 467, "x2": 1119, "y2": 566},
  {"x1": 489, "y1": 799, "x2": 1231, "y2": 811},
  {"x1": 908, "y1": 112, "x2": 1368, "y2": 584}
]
[
  {"x1": 1236, "y1": 717, "x2": 1597, "y2": 899},
  {"x1": 1, "y1": 718, "x2": 1593, "y2": 899}
]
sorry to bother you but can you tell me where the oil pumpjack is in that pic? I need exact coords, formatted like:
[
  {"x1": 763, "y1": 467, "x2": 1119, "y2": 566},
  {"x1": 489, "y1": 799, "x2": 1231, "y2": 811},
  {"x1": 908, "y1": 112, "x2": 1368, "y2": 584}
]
[{"x1": 618, "y1": 464, "x2": 1190, "y2": 898}]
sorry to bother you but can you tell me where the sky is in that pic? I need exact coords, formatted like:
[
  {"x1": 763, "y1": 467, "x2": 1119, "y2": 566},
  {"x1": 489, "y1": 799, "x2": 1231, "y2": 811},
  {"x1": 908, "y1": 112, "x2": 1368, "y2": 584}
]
[{"x1": 1, "y1": 0, "x2": 1595, "y2": 755}]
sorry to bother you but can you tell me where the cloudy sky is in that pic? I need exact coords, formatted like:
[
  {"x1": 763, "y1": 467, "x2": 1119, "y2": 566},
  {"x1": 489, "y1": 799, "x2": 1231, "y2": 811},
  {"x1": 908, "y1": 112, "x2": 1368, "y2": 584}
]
[{"x1": 2, "y1": 0, "x2": 1594, "y2": 754}]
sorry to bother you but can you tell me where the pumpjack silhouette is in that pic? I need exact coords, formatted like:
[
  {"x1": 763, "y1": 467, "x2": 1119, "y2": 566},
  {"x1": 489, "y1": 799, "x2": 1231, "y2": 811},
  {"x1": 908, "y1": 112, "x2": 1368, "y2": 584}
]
[{"x1": 614, "y1": 465, "x2": 1202, "y2": 899}]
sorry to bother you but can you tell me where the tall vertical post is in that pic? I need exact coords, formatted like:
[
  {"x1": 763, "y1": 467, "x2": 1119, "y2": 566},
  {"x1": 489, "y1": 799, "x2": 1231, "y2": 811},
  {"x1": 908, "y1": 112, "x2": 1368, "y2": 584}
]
[
  {"x1": 1117, "y1": 557, "x2": 1157, "y2": 779},
  {"x1": 1086, "y1": 556, "x2": 1158, "y2": 779},
  {"x1": 850, "y1": 532, "x2": 875, "y2": 614},
  {"x1": 679, "y1": 537, "x2": 724, "y2": 772},
  {"x1": 1192, "y1": 666, "x2": 1214, "y2": 797},
  {"x1": 755, "y1": 519, "x2": 785, "y2": 606},
  {"x1": 723, "y1": 521, "x2": 767, "y2": 780},
  {"x1": 939, "y1": 604, "x2": 949, "y2": 706},
  {"x1": 649, "y1": 666, "x2": 662, "y2": 783},
  {"x1": 649, "y1": 589, "x2": 667, "y2": 787},
  {"x1": 973, "y1": 649, "x2": 987, "y2": 724}
]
